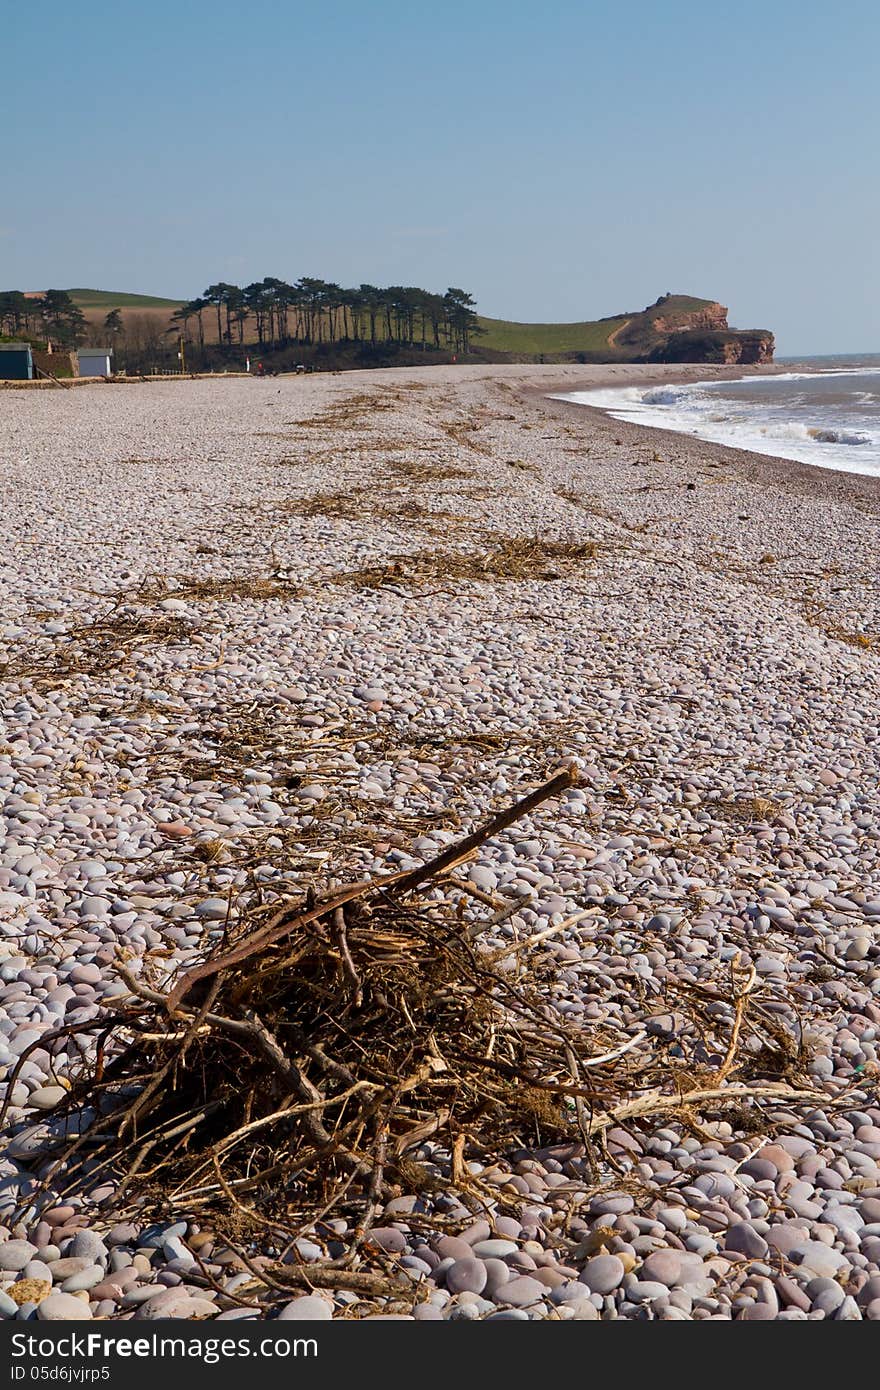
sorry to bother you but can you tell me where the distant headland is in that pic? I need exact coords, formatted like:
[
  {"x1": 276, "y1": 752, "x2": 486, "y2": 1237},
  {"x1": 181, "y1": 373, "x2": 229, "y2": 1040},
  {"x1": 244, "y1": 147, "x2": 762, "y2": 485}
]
[{"x1": 1, "y1": 285, "x2": 773, "y2": 375}]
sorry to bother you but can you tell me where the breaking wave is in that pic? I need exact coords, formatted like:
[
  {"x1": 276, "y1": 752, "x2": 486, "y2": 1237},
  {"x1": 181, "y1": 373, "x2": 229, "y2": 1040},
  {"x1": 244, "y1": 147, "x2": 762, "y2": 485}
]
[
  {"x1": 807, "y1": 427, "x2": 871, "y2": 446},
  {"x1": 554, "y1": 367, "x2": 880, "y2": 477}
]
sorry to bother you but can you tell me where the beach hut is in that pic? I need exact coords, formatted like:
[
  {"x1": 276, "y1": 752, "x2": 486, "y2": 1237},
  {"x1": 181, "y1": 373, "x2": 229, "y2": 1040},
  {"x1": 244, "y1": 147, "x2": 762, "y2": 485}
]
[
  {"x1": 0, "y1": 343, "x2": 34, "y2": 380},
  {"x1": 77, "y1": 348, "x2": 113, "y2": 377}
]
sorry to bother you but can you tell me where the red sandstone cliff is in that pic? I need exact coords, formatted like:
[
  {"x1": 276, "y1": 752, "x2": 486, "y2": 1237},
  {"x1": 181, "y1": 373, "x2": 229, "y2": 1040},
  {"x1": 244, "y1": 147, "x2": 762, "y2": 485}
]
[
  {"x1": 650, "y1": 301, "x2": 730, "y2": 336},
  {"x1": 614, "y1": 295, "x2": 774, "y2": 365}
]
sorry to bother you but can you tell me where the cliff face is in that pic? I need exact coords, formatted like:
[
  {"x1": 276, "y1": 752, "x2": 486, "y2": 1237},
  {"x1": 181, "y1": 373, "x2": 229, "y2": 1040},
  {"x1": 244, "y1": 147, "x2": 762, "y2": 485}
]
[
  {"x1": 650, "y1": 300, "x2": 729, "y2": 336},
  {"x1": 616, "y1": 295, "x2": 774, "y2": 365},
  {"x1": 650, "y1": 328, "x2": 775, "y2": 365}
]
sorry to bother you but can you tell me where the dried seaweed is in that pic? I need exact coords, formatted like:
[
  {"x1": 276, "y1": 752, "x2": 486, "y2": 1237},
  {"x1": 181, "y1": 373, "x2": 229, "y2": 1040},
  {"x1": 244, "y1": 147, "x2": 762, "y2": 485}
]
[
  {"x1": 332, "y1": 535, "x2": 603, "y2": 592},
  {"x1": 0, "y1": 613, "x2": 196, "y2": 690}
]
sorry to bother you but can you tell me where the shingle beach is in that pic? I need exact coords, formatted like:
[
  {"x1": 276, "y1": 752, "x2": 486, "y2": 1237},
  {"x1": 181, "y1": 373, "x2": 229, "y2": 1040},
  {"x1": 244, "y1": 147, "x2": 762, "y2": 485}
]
[{"x1": 1, "y1": 363, "x2": 880, "y2": 1320}]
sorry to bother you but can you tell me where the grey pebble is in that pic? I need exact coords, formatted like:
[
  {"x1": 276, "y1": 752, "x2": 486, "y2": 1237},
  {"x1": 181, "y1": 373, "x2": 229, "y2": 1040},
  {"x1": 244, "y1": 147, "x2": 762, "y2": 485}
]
[
  {"x1": 61, "y1": 1266, "x2": 106, "y2": 1293},
  {"x1": 0, "y1": 1242, "x2": 37, "y2": 1272},
  {"x1": 36, "y1": 1293, "x2": 93, "y2": 1321},
  {"x1": 579, "y1": 1255, "x2": 625, "y2": 1294},
  {"x1": 446, "y1": 1258, "x2": 488, "y2": 1295},
  {"x1": 471, "y1": 1238, "x2": 519, "y2": 1259},
  {"x1": 366, "y1": 1227, "x2": 407, "y2": 1254},
  {"x1": 0, "y1": 1291, "x2": 20, "y2": 1318},
  {"x1": 277, "y1": 1296, "x2": 333, "y2": 1321},
  {"x1": 724, "y1": 1223, "x2": 769, "y2": 1259},
  {"x1": 497, "y1": 1275, "x2": 548, "y2": 1307}
]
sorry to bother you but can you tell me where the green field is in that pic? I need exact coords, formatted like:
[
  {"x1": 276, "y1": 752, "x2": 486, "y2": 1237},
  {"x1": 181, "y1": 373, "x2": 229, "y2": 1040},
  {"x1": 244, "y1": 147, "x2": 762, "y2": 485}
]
[
  {"x1": 67, "y1": 288, "x2": 183, "y2": 309},
  {"x1": 475, "y1": 314, "x2": 629, "y2": 354}
]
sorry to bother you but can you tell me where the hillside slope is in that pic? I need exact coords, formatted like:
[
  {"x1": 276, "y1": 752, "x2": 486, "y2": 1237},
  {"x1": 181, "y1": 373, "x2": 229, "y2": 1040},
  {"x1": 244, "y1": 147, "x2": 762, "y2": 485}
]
[
  {"x1": 68, "y1": 289, "x2": 182, "y2": 309},
  {"x1": 479, "y1": 294, "x2": 773, "y2": 363},
  {"x1": 476, "y1": 314, "x2": 630, "y2": 355}
]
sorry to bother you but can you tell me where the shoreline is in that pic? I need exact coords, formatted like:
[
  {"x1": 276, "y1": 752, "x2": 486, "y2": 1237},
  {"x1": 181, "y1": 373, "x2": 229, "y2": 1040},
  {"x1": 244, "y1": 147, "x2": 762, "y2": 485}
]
[{"x1": 527, "y1": 365, "x2": 880, "y2": 506}]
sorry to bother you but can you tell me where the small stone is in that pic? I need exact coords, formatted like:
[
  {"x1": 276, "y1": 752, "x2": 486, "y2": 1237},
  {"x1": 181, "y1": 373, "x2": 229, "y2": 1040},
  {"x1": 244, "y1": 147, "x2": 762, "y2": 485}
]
[
  {"x1": 459, "y1": 1221, "x2": 491, "y2": 1246},
  {"x1": 122, "y1": 1287, "x2": 163, "y2": 1306},
  {"x1": 724, "y1": 1224, "x2": 769, "y2": 1259},
  {"x1": 573, "y1": 1301, "x2": 600, "y2": 1320},
  {"x1": 628, "y1": 1280, "x2": 670, "y2": 1303},
  {"x1": 277, "y1": 1296, "x2": 333, "y2": 1320},
  {"x1": 143, "y1": 1296, "x2": 217, "y2": 1320},
  {"x1": 835, "y1": 1296, "x2": 862, "y2": 1320},
  {"x1": 160, "y1": 822, "x2": 192, "y2": 839},
  {"x1": 107, "y1": 1223, "x2": 140, "y2": 1246},
  {"x1": 43, "y1": 1207, "x2": 76, "y2": 1227},
  {"x1": 61, "y1": 1265, "x2": 105, "y2": 1293},
  {"x1": 640, "y1": 1250, "x2": 684, "y2": 1286},
  {"x1": 50, "y1": 1259, "x2": 92, "y2": 1281},
  {"x1": 37, "y1": 1292, "x2": 93, "y2": 1321},
  {"x1": 435, "y1": 1236, "x2": 474, "y2": 1262},
  {"x1": 70, "y1": 1230, "x2": 107, "y2": 1263},
  {"x1": 366, "y1": 1227, "x2": 407, "y2": 1254},
  {"x1": 795, "y1": 1242, "x2": 849, "y2": 1280},
  {"x1": 468, "y1": 866, "x2": 498, "y2": 893},
  {"x1": 580, "y1": 1255, "x2": 625, "y2": 1294},
  {"x1": 446, "y1": 1258, "x2": 488, "y2": 1295},
  {"x1": 471, "y1": 1239, "x2": 518, "y2": 1259},
  {"x1": 811, "y1": 1285, "x2": 845, "y2": 1316},
  {"x1": 195, "y1": 897, "x2": 231, "y2": 920},
  {"x1": 759, "y1": 1144, "x2": 796, "y2": 1173},
  {"x1": 26, "y1": 1086, "x2": 67, "y2": 1111},
  {"x1": 497, "y1": 1275, "x2": 547, "y2": 1307},
  {"x1": 739, "y1": 1302, "x2": 777, "y2": 1320},
  {"x1": 0, "y1": 1241, "x2": 37, "y2": 1272},
  {"x1": 483, "y1": 1258, "x2": 511, "y2": 1296},
  {"x1": 777, "y1": 1276, "x2": 811, "y2": 1312},
  {"x1": 8, "y1": 1280, "x2": 51, "y2": 1306}
]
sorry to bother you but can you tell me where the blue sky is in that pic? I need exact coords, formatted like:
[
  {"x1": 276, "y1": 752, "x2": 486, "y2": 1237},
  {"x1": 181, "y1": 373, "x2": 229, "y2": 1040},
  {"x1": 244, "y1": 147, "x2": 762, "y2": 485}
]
[{"x1": 4, "y1": 0, "x2": 878, "y2": 352}]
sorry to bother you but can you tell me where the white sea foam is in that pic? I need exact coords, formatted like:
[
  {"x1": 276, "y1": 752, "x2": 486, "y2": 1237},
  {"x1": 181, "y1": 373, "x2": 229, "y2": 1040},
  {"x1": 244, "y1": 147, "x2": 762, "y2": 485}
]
[
  {"x1": 554, "y1": 370, "x2": 880, "y2": 476},
  {"x1": 807, "y1": 427, "x2": 871, "y2": 446}
]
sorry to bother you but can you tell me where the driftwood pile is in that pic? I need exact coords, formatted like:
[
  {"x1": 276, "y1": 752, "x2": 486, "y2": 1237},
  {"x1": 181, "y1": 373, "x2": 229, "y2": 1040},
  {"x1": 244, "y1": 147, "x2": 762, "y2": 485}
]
[{"x1": 2, "y1": 768, "x2": 833, "y2": 1298}]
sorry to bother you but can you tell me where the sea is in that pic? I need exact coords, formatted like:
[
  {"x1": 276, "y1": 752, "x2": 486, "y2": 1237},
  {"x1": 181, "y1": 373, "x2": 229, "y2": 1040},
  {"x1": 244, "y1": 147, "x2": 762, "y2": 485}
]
[{"x1": 557, "y1": 354, "x2": 880, "y2": 476}]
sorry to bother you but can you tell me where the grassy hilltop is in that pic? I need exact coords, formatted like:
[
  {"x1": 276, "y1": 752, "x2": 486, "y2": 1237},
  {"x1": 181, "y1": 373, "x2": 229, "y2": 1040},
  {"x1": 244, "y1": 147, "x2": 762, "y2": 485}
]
[
  {"x1": 67, "y1": 288, "x2": 183, "y2": 309},
  {"x1": 475, "y1": 314, "x2": 629, "y2": 354}
]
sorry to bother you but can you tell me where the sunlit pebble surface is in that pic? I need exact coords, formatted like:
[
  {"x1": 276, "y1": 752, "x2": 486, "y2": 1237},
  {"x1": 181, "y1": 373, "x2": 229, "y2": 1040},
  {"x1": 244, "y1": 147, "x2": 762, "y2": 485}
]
[{"x1": 1, "y1": 364, "x2": 880, "y2": 1320}]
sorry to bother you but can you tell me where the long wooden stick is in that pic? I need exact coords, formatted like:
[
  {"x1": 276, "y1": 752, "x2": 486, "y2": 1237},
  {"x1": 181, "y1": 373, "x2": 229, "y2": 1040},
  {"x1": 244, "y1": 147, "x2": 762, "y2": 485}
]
[
  {"x1": 34, "y1": 363, "x2": 71, "y2": 388},
  {"x1": 487, "y1": 907, "x2": 597, "y2": 963},
  {"x1": 586, "y1": 1081, "x2": 829, "y2": 1135},
  {"x1": 393, "y1": 764, "x2": 579, "y2": 895},
  {"x1": 166, "y1": 764, "x2": 579, "y2": 1013}
]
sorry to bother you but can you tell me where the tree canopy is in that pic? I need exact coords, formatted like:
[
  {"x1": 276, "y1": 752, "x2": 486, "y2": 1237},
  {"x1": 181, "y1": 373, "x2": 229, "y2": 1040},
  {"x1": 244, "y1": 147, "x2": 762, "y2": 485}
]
[
  {"x1": 0, "y1": 289, "x2": 86, "y2": 346},
  {"x1": 176, "y1": 277, "x2": 482, "y2": 354}
]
